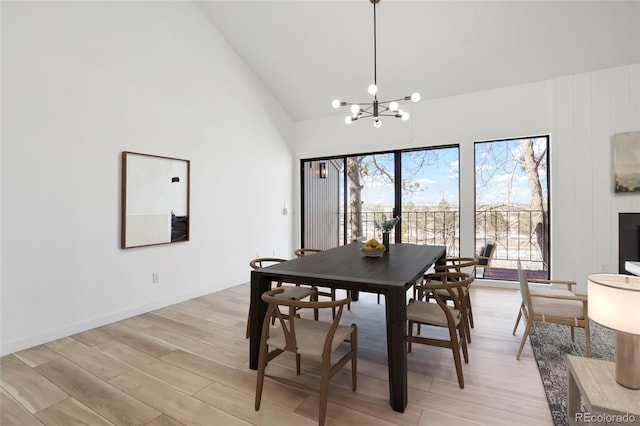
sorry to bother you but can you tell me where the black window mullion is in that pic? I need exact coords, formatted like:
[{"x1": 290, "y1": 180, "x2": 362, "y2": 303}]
[{"x1": 394, "y1": 151, "x2": 402, "y2": 243}]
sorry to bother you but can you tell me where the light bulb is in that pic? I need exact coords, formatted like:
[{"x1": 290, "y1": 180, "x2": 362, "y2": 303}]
[
  {"x1": 345, "y1": 116, "x2": 352, "y2": 125},
  {"x1": 332, "y1": 99, "x2": 341, "y2": 109},
  {"x1": 411, "y1": 92, "x2": 421, "y2": 102},
  {"x1": 389, "y1": 101, "x2": 399, "y2": 111},
  {"x1": 350, "y1": 104, "x2": 360, "y2": 115},
  {"x1": 368, "y1": 84, "x2": 378, "y2": 95},
  {"x1": 401, "y1": 112, "x2": 410, "y2": 121},
  {"x1": 374, "y1": 117, "x2": 382, "y2": 128}
]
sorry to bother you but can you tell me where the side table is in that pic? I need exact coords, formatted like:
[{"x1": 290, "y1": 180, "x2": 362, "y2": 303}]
[{"x1": 567, "y1": 355, "x2": 640, "y2": 425}]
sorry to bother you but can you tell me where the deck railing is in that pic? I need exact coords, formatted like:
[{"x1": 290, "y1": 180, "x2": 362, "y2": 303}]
[{"x1": 339, "y1": 208, "x2": 547, "y2": 272}]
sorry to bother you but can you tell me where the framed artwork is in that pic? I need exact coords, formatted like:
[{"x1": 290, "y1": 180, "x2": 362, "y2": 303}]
[
  {"x1": 613, "y1": 131, "x2": 640, "y2": 193},
  {"x1": 121, "y1": 151, "x2": 190, "y2": 249}
]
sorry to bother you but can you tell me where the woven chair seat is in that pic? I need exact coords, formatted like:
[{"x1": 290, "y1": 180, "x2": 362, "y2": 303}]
[
  {"x1": 530, "y1": 287, "x2": 574, "y2": 297},
  {"x1": 275, "y1": 285, "x2": 315, "y2": 300},
  {"x1": 407, "y1": 300, "x2": 462, "y2": 328},
  {"x1": 530, "y1": 296, "x2": 585, "y2": 319},
  {"x1": 268, "y1": 318, "x2": 355, "y2": 360}
]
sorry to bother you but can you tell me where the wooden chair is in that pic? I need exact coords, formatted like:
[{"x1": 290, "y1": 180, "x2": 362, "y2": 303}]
[
  {"x1": 255, "y1": 288, "x2": 357, "y2": 426},
  {"x1": 513, "y1": 260, "x2": 590, "y2": 360},
  {"x1": 407, "y1": 271, "x2": 471, "y2": 389},
  {"x1": 294, "y1": 248, "x2": 350, "y2": 316},
  {"x1": 475, "y1": 241, "x2": 497, "y2": 276},
  {"x1": 420, "y1": 257, "x2": 478, "y2": 343},
  {"x1": 246, "y1": 258, "x2": 316, "y2": 338}
]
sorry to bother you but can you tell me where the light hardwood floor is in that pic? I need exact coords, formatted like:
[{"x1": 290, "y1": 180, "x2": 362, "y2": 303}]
[{"x1": 1, "y1": 284, "x2": 553, "y2": 425}]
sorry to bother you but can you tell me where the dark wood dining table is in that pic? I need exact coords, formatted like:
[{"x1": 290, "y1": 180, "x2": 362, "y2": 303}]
[{"x1": 249, "y1": 242, "x2": 446, "y2": 413}]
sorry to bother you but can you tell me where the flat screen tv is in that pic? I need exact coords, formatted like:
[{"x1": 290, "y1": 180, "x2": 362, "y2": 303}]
[{"x1": 619, "y1": 213, "x2": 640, "y2": 274}]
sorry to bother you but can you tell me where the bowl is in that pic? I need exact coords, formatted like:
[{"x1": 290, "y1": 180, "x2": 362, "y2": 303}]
[{"x1": 361, "y1": 249, "x2": 385, "y2": 258}]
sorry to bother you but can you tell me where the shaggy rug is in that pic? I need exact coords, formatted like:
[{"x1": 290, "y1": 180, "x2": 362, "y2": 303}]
[{"x1": 528, "y1": 321, "x2": 616, "y2": 426}]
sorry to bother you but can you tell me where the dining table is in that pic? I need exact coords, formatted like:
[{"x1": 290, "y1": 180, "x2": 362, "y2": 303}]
[{"x1": 248, "y1": 242, "x2": 446, "y2": 413}]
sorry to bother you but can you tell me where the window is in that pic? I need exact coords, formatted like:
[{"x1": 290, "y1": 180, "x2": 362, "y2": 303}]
[
  {"x1": 474, "y1": 136, "x2": 550, "y2": 280},
  {"x1": 302, "y1": 146, "x2": 460, "y2": 255}
]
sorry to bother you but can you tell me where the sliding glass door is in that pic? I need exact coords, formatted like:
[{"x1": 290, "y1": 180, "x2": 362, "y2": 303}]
[{"x1": 302, "y1": 146, "x2": 460, "y2": 255}]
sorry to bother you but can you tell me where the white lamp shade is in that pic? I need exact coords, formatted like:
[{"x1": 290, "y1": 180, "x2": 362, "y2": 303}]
[{"x1": 588, "y1": 273, "x2": 640, "y2": 336}]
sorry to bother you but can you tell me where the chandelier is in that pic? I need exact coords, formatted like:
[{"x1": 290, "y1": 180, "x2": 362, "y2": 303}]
[{"x1": 332, "y1": 0, "x2": 420, "y2": 128}]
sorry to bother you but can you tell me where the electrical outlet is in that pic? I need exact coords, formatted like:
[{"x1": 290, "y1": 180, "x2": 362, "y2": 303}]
[
  {"x1": 600, "y1": 264, "x2": 608, "y2": 272},
  {"x1": 152, "y1": 272, "x2": 159, "y2": 284}
]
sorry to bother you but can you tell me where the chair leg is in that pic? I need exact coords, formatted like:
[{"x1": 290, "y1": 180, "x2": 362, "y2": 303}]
[
  {"x1": 516, "y1": 321, "x2": 533, "y2": 360},
  {"x1": 330, "y1": 289, "x2": 336, "y2": 319},
  {"x1": 466, "y1": 293, "x2": 474, "y2": 328},
  {"x1": 449, "y1": 324, "x2": 464, "y2": 389},
  {"x1": 255, "y1": 339, "x2": 268, "y2": 411},
  {"x1": 312, "y1": 290, "x2": 319, "y2": 321},
  {"x1": 512, "y1": 303, "x2": 524, "y2": 335},
  {"x1": 351, "y1": 326, "x2": 358, "y2": 391},
  {"x1": 570, "y1": 326, "x2": 575, "y2": 342},
  {"x1": 459, "y1": 298, "x2": 472, "y2": 344},
  {"x1": 408, "y1": 320, "x2": 414, "y2": 352},
  {"x1": 460, "y1": 323, "x2": 469, "y2": 364},
  {"x1": 318, "y1": 371, "x2": 330, "y2": 426},
  {"x1": 584, "y1": 322, "x2": 591, "y2": 357}
]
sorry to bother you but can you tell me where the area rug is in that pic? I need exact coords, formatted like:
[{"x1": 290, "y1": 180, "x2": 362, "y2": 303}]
[{"x1": 528, "y1": 321, "x2": 616, "y2": 426}]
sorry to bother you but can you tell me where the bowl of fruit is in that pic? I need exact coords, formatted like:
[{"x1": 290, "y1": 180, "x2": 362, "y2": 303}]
[{"x1": 360, "y1": 238, "x2": 386, "y2": 257}]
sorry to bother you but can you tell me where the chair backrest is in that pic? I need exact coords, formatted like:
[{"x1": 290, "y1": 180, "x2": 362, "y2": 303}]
[
  {"x1": 260, "y1": 288, "x2": 351, "y2": 358},
  {"x1": 250, "y1": 257, "x2": 287, "y2": 270},
  {"x1": 294, "y1": 248, "x2": 323, "y2": 258},
  {"x1": 476, "y1": 241, "x2": 496, "y2": 265},
  {"x1": 436, "y1": 257, "x2": 478, "y2": 274},
  {"x1": 420, "y1": 271, "x2": 473, "y2": 308},
  {"x1": 516, "y1": 261, "x2": 532, "y2": 318}
]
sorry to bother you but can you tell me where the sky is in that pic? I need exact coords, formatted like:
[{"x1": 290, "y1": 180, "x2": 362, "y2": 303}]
[{"x1": 356, "y1": 137, "x2": 548, "y2": 206}]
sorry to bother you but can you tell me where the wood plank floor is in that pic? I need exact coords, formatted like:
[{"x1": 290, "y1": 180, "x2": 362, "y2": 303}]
[{"x1": 1, "y1": 284, "x2": 553, "y2": 425}]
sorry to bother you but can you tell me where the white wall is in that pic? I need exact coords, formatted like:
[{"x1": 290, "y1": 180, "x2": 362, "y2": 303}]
[
  {"x1": 552, "y1": 65, "x2": 640, "y2": 286},
  {"x1": 295, "y1": 64, "x2": 640, "y2": 293},
  {"x1": 0, "y1": 1, "x2": 295, "y2": 355}
]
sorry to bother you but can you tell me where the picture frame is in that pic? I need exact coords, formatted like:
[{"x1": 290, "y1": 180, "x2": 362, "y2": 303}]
[
  {"x1": 613, "y1": 131, "x2": 640, "y2": 193},
  {"x1": 121, "y1": 151, "x2": 190, "y2": 249}
]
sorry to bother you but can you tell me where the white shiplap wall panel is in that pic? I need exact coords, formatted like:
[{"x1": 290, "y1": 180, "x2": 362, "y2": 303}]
[
  {"x1": 572, "y1": 73, "x2": 595, "y2": 284},
  {"x1": 590, "y1": 69, "x2": 614, "y2": 274},
  {"x1": 553, "y1": 64, "x2": 640, "y2": 292},
  {"x1": 552, "y1": 75, "x2": 578, "y2": 283}
]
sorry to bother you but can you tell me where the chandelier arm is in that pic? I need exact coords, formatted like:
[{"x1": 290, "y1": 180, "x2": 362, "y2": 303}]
[
  {"x1": 341, "y1": 101, "x2": 375, "y2": 106},
  {"x1": 379, "y1": 96, "x2": 414, "y2": 104}
]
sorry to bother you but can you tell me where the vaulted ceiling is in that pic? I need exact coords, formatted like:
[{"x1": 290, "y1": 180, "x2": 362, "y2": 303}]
[{"x1": 197, "y1": 1, "x2": 640, "y2": 121}]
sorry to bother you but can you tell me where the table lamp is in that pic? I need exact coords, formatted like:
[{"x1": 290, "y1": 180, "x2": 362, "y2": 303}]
[{"x1": 588, "y1": 273, "x2": 640, "y2": 389}]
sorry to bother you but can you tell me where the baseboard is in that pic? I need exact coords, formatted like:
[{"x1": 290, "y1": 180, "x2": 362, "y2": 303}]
[
  {"x1": 0, "y1": 286, "x2": 221, "y2": 356},
  {"x1": 473, "y1": 279, "x2": 519, "y2": 290}
]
